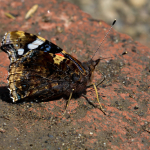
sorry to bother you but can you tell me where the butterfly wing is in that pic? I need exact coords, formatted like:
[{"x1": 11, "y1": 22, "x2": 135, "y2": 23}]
[
  {"x1": 1, "y1": 31, "x2": 87, "y2": 102},
  {"x1": 8, "y1": 50, "x2": 69, "y2": 102}
]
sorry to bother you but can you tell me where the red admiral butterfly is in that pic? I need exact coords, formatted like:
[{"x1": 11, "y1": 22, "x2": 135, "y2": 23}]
[{"x1": 0, "y1": 20, "x2": 116, "y2": 115}]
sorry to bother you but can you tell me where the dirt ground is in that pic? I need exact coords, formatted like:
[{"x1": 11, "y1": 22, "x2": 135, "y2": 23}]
[{"x1": 0, "y1": 0, "x2": 150, "y2": 149}]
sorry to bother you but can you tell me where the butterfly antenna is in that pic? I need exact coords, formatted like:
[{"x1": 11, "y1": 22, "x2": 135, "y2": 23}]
[{"x1": 91, "y1": 19, "x2": 116, "y2": 60}]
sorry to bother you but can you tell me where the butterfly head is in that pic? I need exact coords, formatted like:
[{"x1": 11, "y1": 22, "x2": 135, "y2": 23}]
[{"x1": 82, "y1": 58, "x2": 100, "y2": 81}]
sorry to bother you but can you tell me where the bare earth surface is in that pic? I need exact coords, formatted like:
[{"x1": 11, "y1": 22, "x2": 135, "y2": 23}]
[{"x1": 0, "y1": 0, "x2": 150, "y2": 149}]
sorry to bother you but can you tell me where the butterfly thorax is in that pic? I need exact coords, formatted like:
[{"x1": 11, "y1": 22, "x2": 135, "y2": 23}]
[{"x1": 64, "y1": 58, "x2": 100, "y2": 97}]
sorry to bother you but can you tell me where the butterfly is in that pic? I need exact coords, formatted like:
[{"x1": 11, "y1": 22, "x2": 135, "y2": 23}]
[{"x1": 0, "y1": 20, "x2": 116, "y2": 115}]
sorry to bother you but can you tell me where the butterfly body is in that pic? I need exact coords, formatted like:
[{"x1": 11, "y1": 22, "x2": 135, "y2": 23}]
[{"x1": 1, "y1": 31, "x2": 100, "y2": 102}]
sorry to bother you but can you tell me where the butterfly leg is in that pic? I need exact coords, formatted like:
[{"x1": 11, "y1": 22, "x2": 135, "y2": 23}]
[
  {"x1": 62, "y1": 89, "x2": 74, "y2": 116},
  {"x1": 96, "y1": 70, "x2": 106, "y2": 87},
  {"x1": 93, "y1": 83, "x2": 106, "y2": 115}
]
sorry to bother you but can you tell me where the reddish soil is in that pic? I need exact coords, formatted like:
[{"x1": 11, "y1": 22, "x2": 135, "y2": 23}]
[{"x1": 0, "y1": 0, "x2": 150, "y2": 149}]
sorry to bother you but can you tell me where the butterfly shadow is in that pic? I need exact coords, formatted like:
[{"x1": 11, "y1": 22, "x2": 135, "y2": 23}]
[
  {"x1": 0, "y1": 86, "x2": 63, "y2": 104},
  {"x1": 82, "y1": 94, "x2": 97, "y2": 109},
  {"x1": 0, "y1": 86, "x2": 13, "y2": 103},
  {"x1": 0, "y1": 86, "x2": 69, "y2": 104},
  {"x1": 0, "y1": 86, "x2": 97, "y2": 109}
]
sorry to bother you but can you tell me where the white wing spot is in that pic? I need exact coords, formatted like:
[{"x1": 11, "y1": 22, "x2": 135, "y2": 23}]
[
  {"x1": 28, "y1": 38, "x2": 44, "y2": 49},
  {"x1": 18, "y1": 48, "x2": 24, "y2": 55}
]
